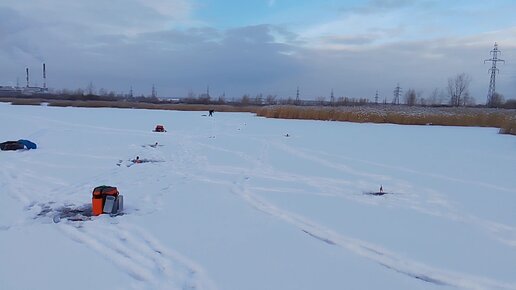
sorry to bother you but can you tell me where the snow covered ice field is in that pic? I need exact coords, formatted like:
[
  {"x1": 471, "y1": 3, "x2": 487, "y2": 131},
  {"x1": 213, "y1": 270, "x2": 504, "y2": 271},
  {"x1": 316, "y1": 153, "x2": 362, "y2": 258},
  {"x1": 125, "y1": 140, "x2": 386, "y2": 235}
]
[{"x1": 1, "y1": 102, "x2": 515, "y2": 290}]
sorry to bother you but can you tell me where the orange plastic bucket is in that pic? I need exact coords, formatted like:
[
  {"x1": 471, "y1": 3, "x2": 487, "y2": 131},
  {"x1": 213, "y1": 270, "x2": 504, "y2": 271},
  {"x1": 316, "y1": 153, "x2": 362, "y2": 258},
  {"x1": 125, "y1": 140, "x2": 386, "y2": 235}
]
[{"x1": 92, "y1": 197, "x2": 104, "y2": 216}]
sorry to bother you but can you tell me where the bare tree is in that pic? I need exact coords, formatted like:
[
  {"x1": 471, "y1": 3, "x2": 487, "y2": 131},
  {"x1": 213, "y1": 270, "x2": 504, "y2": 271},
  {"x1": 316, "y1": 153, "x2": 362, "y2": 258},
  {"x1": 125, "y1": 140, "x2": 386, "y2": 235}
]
[
  {"x1": 504, "y1": 99, "x2": 516, "y2": 109},
  {"x1": 404, "y1": 89, "x2": 417, "y2": 106},
  {"x1": 428, "y1": 88, "x2": 442, "y2": 105},
  {"x1": 487, "y1": 92, "x2": 504, "y2": 108},
  {"x1": 187, "y1": 90, "x2": 196, "y2": 98},
  {"x1": 315, "y1": 96, "x2": 326, "y2": 106},
  {"x1": 254, "y1": 93, "x2": 263, "y2": 105},
  {"x1": 240, "y1": 94, "x2": 251, "y2": 105},
  {"x1": 464, "y1": 94, "x2": 476, "y2": 106},
  {"x1": 447, "y1": 73, "x2": 471, "y2": 107},
  {"x1": 265, "y1": 94, "x2": 277, "y2": 105},
  {"x1": 282, "y1": 97, "x2": 295, "y2": 105},
  {"x1": 86, "y1": 81, "x2": 95, "y2": 95},
  {"x1": 74, "y1": 88, "x2": 85, "y2": 96},
  {"x1": 198, "y1": 92, "x2": 211, "y2": 104}
]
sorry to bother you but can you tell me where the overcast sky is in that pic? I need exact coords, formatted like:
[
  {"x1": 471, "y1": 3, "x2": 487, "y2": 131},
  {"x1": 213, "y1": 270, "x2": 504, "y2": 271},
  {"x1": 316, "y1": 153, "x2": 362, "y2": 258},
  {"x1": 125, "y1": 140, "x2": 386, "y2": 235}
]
[{"x1": 1, "y1": 0, "x2": 515, "y2": 102}]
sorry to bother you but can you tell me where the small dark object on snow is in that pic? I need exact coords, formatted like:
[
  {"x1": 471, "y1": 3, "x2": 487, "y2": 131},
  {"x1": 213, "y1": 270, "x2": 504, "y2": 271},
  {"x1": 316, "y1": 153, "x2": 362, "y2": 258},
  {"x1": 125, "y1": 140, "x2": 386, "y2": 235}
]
[
  {"x1": 153, "y1": 125, "x2": 166, "y2": 132},
  {"x1": 1, "y1": 139, "x2": 38, "y2": 151},
  {"x1": 0, "y1": 141, "x2": 25, "y2": 151},
  {"x1": 209, "y1": 109, "x2": 214, "y2": 116},
  {"x1": 284, "y1": 133, "x2": 290, "y2": 137},
  {"x1": 364, "y1": 191, "x2": 389, "y2": 196},
  {"x1": 128, "y1": 157, "x2": 163, "y2": 166},
  {"x1": 18, "y1": 139, "x2": 37, "y2": 149}
]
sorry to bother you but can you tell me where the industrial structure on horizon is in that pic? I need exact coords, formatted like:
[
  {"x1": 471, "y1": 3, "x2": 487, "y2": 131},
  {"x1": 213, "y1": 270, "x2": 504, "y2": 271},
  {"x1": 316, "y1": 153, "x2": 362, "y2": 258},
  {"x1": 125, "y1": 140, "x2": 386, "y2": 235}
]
[
  {"x1": 0, "y1": 63, "x2": 49, "y2": 96},
  {"x1": 485, "y1": 42, "x2": 505, "y2": 105}
]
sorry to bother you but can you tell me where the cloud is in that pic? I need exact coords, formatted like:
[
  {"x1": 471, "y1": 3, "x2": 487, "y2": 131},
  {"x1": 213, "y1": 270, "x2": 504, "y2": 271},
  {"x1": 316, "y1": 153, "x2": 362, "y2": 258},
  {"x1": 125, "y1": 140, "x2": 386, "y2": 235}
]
[
  {"x1": 135, "y1": 0, "x2": 193, "y2": 19},
  {"x1": 370, "y1": 0, "x2": 416, "y2": 8},
  {"x1": 0, "y1": 22, "x2": 305, "y2": 97},
  {"x1": 299, "y1": 1, "x2": 429, "y2": 49},
  {"x1": 321, "y1": 35, "x2": 377, "y2": 46},
  {"x1": 0, "y1": 7, "x2": 49, "y2": 63},
  {"x1": 295, "y1": 28, "x2": 516, "y2": 100},
  {"x1": 0, "y1": 0, "x2": 194, "y2": 35},
  {"x1": 0, "y1": 0, "x2": 197, "y2": 82},
  {"x1": 0, "y1": 7, "x2": 28, "y2": 37},
  {"x1": 341, "y1": 0, "x2": 421, "y2": 15},
  {"x1": 0, "y1": 0, "x2": 515, "y2": 101}
]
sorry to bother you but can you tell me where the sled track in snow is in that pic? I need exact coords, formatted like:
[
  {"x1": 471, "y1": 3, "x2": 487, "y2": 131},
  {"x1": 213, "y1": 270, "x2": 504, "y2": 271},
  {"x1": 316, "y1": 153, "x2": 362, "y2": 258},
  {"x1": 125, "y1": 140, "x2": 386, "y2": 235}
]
[
  {"x1": 51, "y1": 149, "x2": 215, "y2": 289},
  {"x1": 50, "y1": 162, "x2": 216, "y2": 289},
  {"x1": 185, "y1": 137, "x2": 516, "y2": 290},
  {"x1": 2, "y1": 143, "x2": 217, "y2": 290},
  {"x1": 252, "y1": 139, "x2": 516, "y2": 250},
  {"x1": 230, "y1": 177, "x2": 516, "y2": 290},
  {"x1": 58, "y1": 221, "x2": 216, "y2": 290}
]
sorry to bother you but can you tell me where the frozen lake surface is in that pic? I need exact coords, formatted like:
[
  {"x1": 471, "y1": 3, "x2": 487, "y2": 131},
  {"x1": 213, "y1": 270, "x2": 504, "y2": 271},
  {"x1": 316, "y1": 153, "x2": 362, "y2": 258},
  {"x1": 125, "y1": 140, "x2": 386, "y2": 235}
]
[{"x1": 1, "y1": 103, "x2": 515, "y2": 290}]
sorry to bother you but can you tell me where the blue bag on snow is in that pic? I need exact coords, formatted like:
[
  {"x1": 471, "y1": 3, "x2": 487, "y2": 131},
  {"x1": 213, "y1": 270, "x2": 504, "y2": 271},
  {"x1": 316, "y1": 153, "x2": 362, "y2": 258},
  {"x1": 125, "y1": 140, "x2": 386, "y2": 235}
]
[{"x1": 18, "y1": 139, "x2": 37, "y2": 150}]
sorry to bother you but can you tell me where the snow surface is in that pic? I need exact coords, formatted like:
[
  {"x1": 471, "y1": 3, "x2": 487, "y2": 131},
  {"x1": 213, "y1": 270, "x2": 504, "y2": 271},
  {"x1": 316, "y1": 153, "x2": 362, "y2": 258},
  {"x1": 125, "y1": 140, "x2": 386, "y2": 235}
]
[{"x1": 1, "y1": 102, "x2": 515, "y2": 290}]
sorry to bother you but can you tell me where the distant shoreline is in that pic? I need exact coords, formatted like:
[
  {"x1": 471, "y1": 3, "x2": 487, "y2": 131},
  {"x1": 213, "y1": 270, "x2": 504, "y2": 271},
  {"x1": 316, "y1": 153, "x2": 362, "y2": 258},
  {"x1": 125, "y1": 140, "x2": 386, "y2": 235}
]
[{"x1": 2, "y1": 98, "x2": 514, "y2": 136}]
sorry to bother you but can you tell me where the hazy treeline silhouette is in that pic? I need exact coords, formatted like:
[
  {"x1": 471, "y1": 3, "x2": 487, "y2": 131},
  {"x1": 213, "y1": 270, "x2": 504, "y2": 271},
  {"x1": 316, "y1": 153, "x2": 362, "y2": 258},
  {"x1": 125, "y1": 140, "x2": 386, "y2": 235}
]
[{"x1": 5, "y1": 70, "x2": 513, "y2": 109}]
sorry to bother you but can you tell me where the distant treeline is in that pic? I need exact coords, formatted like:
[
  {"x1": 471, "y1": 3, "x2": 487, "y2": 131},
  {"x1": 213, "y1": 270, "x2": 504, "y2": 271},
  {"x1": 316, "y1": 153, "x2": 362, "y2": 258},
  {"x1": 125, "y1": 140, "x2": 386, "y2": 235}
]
[{"x1": 4, "y1": 90, "x2": 516, "y2": 109}]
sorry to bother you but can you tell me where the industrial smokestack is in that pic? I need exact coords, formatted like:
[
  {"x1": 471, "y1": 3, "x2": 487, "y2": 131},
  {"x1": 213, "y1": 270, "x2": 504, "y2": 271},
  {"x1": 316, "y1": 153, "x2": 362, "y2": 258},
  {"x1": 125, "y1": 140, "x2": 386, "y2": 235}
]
[
  {"x1": 43, "y1": 63, "x2": 46, "y2": 89},
  {"x1": 26, "y1": 67, "x2": 29, "y2": 87}
]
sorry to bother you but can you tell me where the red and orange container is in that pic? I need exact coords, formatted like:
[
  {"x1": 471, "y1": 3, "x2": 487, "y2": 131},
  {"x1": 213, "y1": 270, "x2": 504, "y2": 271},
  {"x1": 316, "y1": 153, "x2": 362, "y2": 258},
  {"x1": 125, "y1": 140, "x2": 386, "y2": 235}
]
[{"x1": 92, "y1": 186, "x2": 119, "y2": 216}]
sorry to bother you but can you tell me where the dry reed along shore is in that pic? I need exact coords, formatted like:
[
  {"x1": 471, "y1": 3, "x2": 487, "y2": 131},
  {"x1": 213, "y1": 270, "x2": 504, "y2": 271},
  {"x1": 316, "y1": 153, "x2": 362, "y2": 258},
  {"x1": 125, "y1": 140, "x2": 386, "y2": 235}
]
[{"x1": 256, "y1": 105, "x2": 516, "y2": 135}]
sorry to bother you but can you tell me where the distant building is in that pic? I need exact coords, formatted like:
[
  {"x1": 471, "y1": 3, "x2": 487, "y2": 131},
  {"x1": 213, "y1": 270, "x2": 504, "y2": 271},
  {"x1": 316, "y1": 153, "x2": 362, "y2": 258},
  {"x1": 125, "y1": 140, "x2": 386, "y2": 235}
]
[
  {"x1": 0, "y1": 86, "x2": 48, "y2": 97},
  {"x1": 0, "y1": 86, "x2": 22, "y2": 97},
  {"x1": 1, "y1": 64, "x2": 49, "y2": 97},
  {"x1": 22, "y1": 86, "x2": 48, "y2": 95}
]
